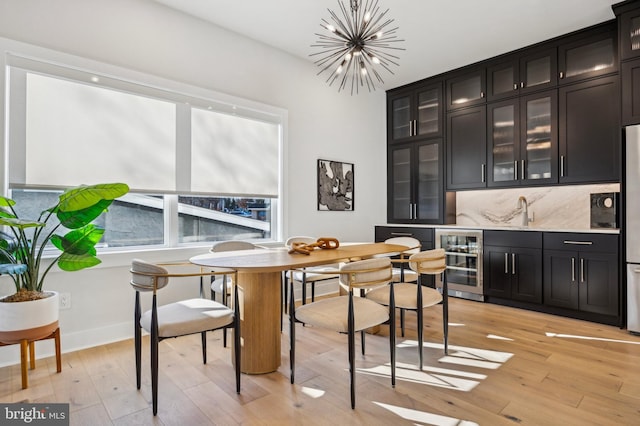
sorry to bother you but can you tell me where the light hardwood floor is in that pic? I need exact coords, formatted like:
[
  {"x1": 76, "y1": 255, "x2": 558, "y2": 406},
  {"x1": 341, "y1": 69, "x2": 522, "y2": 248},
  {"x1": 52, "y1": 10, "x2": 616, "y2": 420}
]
[{"x1": 1, "y1": 297, "x2": 640, "y2": 425}]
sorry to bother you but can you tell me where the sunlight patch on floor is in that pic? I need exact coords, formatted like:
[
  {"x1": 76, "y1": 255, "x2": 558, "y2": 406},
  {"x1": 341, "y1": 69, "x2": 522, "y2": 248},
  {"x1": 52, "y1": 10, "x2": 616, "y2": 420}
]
[
  {"x1": 546, "y1": 332, "x2": 640, "y2": 345},
  {"x1": 301, "y1": 387, "x2": 325, "y2": 398},
  {"x1": 357, "y1": 362, "x2": 485, "y2": 391},
  {"x1": 487, "y1": 334, "x2": 514, "y2": 341},
  {"x1": 373, "y1": 401, "x2": 480, "y2": 426}
]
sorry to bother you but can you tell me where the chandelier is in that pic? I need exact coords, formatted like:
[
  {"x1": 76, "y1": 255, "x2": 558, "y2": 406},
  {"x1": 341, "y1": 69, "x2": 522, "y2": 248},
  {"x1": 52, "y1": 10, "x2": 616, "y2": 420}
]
[{"x1": 311, "y1": 0, "x2": 404, "y2": 94}]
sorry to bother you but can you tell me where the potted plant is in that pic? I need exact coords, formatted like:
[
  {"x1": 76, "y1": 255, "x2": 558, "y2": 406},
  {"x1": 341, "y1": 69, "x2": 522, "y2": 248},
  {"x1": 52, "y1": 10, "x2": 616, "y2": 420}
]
[{"x1": 0, "y1": 183, "x2": 129, "y2": 343}]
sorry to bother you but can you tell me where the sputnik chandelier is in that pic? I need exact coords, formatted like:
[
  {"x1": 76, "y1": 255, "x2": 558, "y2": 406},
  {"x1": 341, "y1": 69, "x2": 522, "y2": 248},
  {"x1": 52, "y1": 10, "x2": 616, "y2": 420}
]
[{"x1": 311, "y1": 0, "x2": 404, "y2": 95}]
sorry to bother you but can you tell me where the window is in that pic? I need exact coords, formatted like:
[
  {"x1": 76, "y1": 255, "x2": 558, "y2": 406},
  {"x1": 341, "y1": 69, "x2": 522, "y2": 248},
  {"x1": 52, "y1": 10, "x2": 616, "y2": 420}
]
[{"x1": 4, "y1": 54, "x2": 283, "y2": 250}]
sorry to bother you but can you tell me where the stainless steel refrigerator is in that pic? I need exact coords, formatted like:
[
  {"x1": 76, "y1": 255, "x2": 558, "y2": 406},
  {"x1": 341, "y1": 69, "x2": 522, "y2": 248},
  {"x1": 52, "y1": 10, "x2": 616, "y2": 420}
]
[{"x1": 626, "y1": 125, "x2": 640, "y2": 333}]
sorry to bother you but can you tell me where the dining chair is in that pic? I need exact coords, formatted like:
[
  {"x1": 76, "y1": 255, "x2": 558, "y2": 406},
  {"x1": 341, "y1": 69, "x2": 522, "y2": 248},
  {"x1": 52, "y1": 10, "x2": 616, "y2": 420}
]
[
  {"x1": 206, "y1": 240, "x2": 256, "y2": 346},
  {"x1": 375, "y1": 236, "x2": 421, "y2": 336},
  {"x1": 366, "y1": 248, "x2": 448, "y2": 370},
  {"x1": 283, "y1": 236, "x2": 340, "y2": 310},
  {"x1": 130, "y1": 259, "x2": 240, "y2": 416},
  {"x1": 289, "y1": 257, "x2": 396, "y2": 409}
]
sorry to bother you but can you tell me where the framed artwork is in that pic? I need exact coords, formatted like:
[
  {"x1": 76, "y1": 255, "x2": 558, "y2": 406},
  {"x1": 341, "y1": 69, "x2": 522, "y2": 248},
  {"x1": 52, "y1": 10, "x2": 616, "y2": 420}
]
[{"x1": 317, "y1": 159, "x2": 354, "y2": 211}]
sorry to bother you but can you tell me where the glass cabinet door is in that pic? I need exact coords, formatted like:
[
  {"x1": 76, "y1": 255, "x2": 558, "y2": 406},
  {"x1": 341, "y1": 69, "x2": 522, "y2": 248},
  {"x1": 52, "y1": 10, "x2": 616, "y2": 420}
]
[
  {"x1": 391, "y1": 146, "x2": 412, "y2": 220},
  {"x1": 619, "y1": 10, "x2": 640, "y2": 60},
  {"x1": 521, "y1": 91, "x2": 557, "y2": 183},
  {"x1": 520, "y1": 47, "x2": 557, "y2": 93},
  {"x1": 488, "y1": 101, "x2": 519, "y2": 186},
  {"x1": 391, "y1": 95, "x2": 412, "y2": 140},
  {"x1": 416, "y1": 141, "x2": 441, "y2": 220},
  {"x1": 487, "y1": 58, "x2": 518, "y2": 101},
  {"x1": 559, "y1": 31, "x2": 616, "y2": 83},
  {"x1": 416, "y1": 87, "x2": 441, "y2": 137},
  {"x1": 447, "y1": 70, "x2": 486, "y2": 110}
]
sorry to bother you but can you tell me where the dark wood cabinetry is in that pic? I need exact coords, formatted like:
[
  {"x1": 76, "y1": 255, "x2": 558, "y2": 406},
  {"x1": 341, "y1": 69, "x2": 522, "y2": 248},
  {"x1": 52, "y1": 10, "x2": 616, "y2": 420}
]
[
  {"x1": 558, "y1": 27, "x2": 617, "y2": 85},
  {"x1": 446, "y1": 106, "x2": 486, "y2": 189},
  {"x1": 484, "y1": 231, "x2": 543, "y2": 303},
  {"x1": 388, "y1": 139, "x2": 454, "y2": 224},
  {"x1": 446, "y1": 70, "x2": 486, "y2": 110},
  {"x1": 543, "y1": 232, "x2": 619, "y2": 321},
  {"x1": 616, "y1": 0, "x2": 640, "y2": 125},
  {"x1": 558, "y1": 75, "x2": 620, "y2": 183},
  {"x1": 387, "y1": 82, "x2": 443, "y2": 143}
]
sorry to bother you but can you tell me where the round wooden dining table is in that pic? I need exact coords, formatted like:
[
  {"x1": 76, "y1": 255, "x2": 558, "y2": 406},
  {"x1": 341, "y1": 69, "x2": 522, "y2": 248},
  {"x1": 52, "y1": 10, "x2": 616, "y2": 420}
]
[{"x1": 189, "y1": 242, "x2": 408, "y2": 374}]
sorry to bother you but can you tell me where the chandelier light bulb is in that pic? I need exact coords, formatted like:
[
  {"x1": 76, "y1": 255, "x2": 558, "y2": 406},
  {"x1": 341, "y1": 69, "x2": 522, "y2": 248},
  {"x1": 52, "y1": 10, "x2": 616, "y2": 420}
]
[{"x1": 311, "y1": 0, "x2": 404, "y2": 94}]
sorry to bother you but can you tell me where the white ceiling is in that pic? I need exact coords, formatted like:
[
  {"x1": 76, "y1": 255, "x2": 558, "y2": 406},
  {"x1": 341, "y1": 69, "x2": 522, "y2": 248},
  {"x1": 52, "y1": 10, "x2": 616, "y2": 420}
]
[{"x1": 153, "y1": 0, "x2": 619, "y2": 90}]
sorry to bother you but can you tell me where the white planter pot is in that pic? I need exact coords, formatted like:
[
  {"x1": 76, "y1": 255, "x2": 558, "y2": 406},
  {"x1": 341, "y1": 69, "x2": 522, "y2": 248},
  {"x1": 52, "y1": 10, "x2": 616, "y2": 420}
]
[{"x1": 0, "y1": 291, "x2": 59, "y2": 344}]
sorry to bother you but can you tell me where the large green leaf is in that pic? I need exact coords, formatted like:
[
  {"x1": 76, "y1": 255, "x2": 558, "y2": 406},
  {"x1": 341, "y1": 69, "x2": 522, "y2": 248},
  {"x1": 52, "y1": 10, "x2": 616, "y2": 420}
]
[
  {"x1": 57, "y1": 183, "x2": 129, "y2": 212},
  {"x1": 56, "y1": 199, "x2": 113, "y2": 229},
  {"x1": 0, "y1": 216, "x2": 46, "y2": 229},
  {"x1": 0, "y1": 197, "x2": 16, "y2": 207},
  {"x1": 57, "y1": 252, "x2": 101, "y2": 271},
  {"x1": 50, "y1": 225, "x2": 103, "y2": 255}
]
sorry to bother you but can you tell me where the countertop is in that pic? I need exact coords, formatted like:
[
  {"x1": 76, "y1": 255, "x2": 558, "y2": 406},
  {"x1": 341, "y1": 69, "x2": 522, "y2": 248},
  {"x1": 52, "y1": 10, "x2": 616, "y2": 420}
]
[{"x1": 377, "y1": 224, "x2": 620, "y2": 234}]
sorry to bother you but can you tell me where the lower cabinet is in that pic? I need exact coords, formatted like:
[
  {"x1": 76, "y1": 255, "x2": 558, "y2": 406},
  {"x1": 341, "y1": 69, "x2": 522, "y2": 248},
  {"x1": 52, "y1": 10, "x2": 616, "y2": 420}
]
[
  {"x1": 543, "y1": 232, "x2": 619, "y2": 318},
  {"x1": 482, "y1": 230, "x2": 619, "y2": 325},
  {"x1": 484, "y1": 231, "x2": 542, "y2": 304},
  {"x1": 374, "y1": 226, "x2": 434, "y2": 286}
]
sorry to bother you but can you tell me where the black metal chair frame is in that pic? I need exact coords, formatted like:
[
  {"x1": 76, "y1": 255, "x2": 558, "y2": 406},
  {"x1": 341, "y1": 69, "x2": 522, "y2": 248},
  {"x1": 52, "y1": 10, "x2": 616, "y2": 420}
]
[
  {"x1": 288, "y1": 261, "x2": 396, "y2": 409},
  {"x1": 132, "y1": 264, "x2": 241, "y2": 416}
]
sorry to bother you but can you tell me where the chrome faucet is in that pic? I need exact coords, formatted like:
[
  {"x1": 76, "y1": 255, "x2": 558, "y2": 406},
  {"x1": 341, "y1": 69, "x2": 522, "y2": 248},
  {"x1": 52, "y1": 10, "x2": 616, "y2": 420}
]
[{"x1": 517, "y1": 196, "x2": 533, "y2": 227}]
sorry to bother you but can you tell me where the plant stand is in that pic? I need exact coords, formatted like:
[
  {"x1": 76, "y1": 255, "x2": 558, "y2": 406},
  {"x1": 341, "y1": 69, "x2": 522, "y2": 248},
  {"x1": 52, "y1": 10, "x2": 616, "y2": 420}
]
[{"x1": 0, "y1": 326, "x2": 62, "y2": 389}]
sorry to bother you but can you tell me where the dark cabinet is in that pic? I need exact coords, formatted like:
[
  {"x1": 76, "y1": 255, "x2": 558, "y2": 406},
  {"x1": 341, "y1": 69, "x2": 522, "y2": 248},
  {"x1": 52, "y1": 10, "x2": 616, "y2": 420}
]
[
  {"x1": 446, "y1": 105, "x2": 487, "y2": 189},
  {"x1": 487, "y1": 90, "x2": 558, "y2": 186},
  {"x1": 388, "y1": 82, "x2": 443, "y2": 143},
  {"x1": 615, "y1": 0, "x2": 640, "y2": 60},
  {"x1": 543, "y1": 233, "x2": 618, "y2": 317},
  {"x1": 375, "y1": 226, "x2": 436, "y2": 286},
  {"x1": 558, "y1": 27, "x2": 617, "y2": 85},
  {"x1": 446, "y1": 69, "x2": 486, "y2": 110},
  {"x1": 622, "y1": 58, "x2": 640, "y2": 125},
  {"x1": 487, "y1": 47, "x2": 558, "y2": 102},
  {"x1": 388, "y1": 139, "x2": 452, "y2": 224},
  {"x1": 484, "y1": 231, "x2": 542, "y2": 303},
  {"x1": 558, "y1": 75, "x2": 620, "y2": 183}
]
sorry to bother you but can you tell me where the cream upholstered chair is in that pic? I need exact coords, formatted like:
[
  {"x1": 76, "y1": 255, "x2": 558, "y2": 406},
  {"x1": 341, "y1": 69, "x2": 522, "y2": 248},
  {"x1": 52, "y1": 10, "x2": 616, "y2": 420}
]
[
  {"x1": 207, "y1": 240, "x2": 256, "y2": 346},
  {"x1": 375, "y1": 237, "x2": 421, "y2": 336},
  {"x1": 366, "y1": 248, "x2": 448, "y2": 370},
  {"x1": 289, "y1": 257, "x2": 396, "y2": 409},
  {"x1": 131, "y1": 259, "x2": 240, "y2": 416},
  {"x1": 284, "y1": 236, "x2": 340, "y2": 307}
]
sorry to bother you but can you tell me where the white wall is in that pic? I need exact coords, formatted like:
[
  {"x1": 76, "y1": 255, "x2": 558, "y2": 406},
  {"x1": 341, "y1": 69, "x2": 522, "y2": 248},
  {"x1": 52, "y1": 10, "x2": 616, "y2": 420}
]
[{"x1": 0, "y1": 0, "x2": 388, "y2": 365}]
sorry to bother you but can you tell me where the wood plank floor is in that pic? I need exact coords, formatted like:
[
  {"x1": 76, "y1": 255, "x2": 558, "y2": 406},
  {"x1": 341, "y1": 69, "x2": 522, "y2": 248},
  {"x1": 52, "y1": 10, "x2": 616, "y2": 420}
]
[{"x1": 1, "y1": 297, "x2": 640, "y2": 425}]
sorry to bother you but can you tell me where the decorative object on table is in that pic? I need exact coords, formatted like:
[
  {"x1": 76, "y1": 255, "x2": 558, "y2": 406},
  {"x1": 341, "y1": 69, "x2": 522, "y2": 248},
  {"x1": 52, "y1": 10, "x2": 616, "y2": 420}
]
[
  {"x1": 288, "y1": 237, "x2": 340, "y2": 255},
  {"x1": 318, "y1": 159, "x2": 354, "y2": 211},
  {"x1": 311, "y1": 0, "x2": 404, "y2": 94},
  {"x1": 0, "y1": 182, "x2": 129, "y2": 389}
]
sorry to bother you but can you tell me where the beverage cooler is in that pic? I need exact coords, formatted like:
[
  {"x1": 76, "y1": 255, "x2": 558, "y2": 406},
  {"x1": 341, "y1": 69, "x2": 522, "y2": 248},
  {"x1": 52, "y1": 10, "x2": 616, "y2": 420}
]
[{"x1": 435, "y1": 229, "x2": 484, "y2": 301}]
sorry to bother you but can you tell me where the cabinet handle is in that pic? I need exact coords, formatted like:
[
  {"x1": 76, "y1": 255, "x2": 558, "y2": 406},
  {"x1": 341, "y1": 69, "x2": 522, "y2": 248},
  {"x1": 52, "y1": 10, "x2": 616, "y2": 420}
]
[
  {"x1": 571, "y1": 257, "x2": 576, "y2": 282},
  {"x1": 391, "y1": 232, "x2": 413, "y2": 237},
  {"x1": 580, "y1": 258, "x2": 585, "y2": 283},
  {"x1": 563, "y1": 240, "x2": 593, "y2": 245},
  {"x1": 480, "y1": 91, "x2": 485, "y2": 98},
  {"x1": 521, "y1": 160, "x2": 525, "y2": 180},
  {"x1": 559, "y1": 71, "x2": 564, "y2": 79},
  {"x1": 408, "y1": 204, "x2": 413, "y2": 219},
  {"x1": 514, "y1": 160, "x2": 518, "y2": 180},
  {"x1": 481, "y1": 164, "x2": 486, "y2": 183},
  {"x1": 413, "y1": 120, "x2": 417, "y2": 136},
  {"x1": 504, "y1": 253, "x2": 509, "y2": 274},
  {"x1": 512, "y1": 253, "x2": 516, "y2": 275},
  {"x1": 413, "y1": 203, "x2": 417, "y2": 219},
  {"x1": 520, "y1": 81, "x2": 524, "y2": 88},
  {"x1": 560, "y1": 155, "x2": 565, "y2": 177},
  {"x1": 513, "y1": 83, "x2": 518, "y2": 90}
]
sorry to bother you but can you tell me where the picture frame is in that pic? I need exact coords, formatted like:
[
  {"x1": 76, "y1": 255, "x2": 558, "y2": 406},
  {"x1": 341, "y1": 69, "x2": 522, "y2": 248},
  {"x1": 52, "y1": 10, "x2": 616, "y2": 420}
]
[{"x1": 317, "y1": 159, "x2": 354, "y2": 211}]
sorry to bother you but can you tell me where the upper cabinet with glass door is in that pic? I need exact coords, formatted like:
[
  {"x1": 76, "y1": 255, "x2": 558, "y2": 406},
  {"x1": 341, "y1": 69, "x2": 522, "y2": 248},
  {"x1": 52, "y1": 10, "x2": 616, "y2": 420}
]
[
  {"x1": 558, "y1": 24, "x2": 617, "y2": 85},
  {"x1": 618, "y1": 1, "x2": 640, "y2": 60},
  {"x1": 446, "y1": 69, "x2": 486, "y2": 110},
  {"x1": 387, "y1": 81, "x2": 443, "y2": 143},
  {"x1": 487, "y1": 47, "x2": 557, "y2": 102}
]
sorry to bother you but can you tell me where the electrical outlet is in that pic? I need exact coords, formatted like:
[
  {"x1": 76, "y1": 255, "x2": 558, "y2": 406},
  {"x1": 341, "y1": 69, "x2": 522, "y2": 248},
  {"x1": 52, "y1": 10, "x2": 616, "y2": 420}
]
[{"x1": 59, "y1": 292, "x2": 71, "y2": 310}]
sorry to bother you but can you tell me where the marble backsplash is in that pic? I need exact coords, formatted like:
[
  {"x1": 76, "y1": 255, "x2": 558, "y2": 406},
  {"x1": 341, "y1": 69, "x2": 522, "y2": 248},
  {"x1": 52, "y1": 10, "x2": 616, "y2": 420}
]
[{"x1": 455, "y1": 183, "x2": 620, "y2": 229}]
